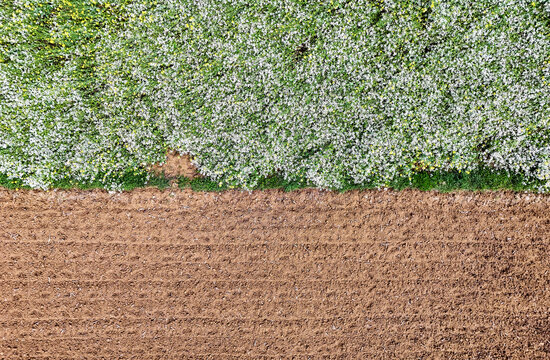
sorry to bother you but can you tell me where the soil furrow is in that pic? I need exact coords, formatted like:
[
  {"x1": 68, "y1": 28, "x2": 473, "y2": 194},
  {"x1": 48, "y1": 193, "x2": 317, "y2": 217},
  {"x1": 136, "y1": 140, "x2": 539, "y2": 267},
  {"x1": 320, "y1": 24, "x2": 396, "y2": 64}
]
[{"x1": 1, "y1": 188, "x2": 550, "y2": 358}]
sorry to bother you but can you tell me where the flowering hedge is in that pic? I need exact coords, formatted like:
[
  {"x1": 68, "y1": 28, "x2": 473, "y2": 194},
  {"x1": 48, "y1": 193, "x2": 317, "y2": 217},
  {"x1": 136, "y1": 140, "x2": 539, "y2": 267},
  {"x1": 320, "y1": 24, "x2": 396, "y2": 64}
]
[{"x1": 1, "y1": 0, "x2": 550, "y2": 190}]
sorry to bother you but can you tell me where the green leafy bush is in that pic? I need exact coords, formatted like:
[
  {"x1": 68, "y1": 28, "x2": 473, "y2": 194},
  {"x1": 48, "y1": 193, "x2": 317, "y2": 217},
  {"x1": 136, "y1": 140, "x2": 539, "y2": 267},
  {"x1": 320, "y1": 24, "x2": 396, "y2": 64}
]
[{"x1": 1, "y1": 0, "x2": 550, "y2": 191}]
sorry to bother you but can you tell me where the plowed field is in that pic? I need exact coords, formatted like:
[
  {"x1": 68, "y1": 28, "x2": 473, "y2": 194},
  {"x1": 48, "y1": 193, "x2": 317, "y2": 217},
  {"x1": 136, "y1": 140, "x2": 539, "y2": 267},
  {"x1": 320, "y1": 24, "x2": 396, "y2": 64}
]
[{"x1": 1, "y1": 188, "x2": 550, "y2": 359}]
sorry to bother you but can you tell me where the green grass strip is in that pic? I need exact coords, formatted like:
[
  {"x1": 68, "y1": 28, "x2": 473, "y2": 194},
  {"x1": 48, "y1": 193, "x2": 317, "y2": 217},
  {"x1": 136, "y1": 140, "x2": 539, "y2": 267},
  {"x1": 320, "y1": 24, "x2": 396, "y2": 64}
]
[
  {"x1": 177, "y1": 167, "x2": 541, "y2": 193},
  {"x1": 0, "y1": 172, "x2": 171, "y2": 191},
  {"x1": 0, "y1": 167, "x2": 541, "y2": 193}
]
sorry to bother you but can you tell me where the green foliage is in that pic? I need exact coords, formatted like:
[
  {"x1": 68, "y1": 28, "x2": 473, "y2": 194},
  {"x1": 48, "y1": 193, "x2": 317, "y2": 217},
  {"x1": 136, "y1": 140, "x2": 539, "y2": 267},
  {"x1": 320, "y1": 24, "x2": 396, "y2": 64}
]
[
  {"x1": 176, "y1": 166, "x2": 539, "y2": 193},
  {"x1": 1, "y1": 0, "x2": 550, "y2": 192},
  {"x1": 0, "y1": 170, "x2": 170, "y2": 191}
]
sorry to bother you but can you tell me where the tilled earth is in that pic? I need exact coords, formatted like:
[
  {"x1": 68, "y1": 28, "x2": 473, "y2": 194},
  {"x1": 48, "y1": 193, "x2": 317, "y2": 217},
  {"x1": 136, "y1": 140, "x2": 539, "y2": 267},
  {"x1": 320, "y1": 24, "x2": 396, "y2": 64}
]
[{"x1": 1, "y1": 188, "x2": 550, "y2": 359}]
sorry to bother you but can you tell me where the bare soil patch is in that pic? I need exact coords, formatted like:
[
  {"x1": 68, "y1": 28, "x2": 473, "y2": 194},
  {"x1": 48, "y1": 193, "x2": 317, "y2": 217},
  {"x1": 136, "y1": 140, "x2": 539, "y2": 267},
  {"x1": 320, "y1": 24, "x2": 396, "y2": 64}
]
[
  {"x1": 1, "y1": 188, "x2": 550, "y2": 359},
  {"x1": 149, "y1": 150, "x2": 202, "y2": 179}
]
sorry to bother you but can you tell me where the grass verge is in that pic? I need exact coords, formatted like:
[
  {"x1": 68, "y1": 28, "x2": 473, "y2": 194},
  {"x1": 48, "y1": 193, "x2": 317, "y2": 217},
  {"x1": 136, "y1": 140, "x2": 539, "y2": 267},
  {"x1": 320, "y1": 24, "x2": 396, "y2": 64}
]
[
  {"x1": 0, "y1": 167, "x2": 542, "y2": 193},
  {"x1": 0, "y1": 172, "x2": 171, "y2": 191},
  {"x1": 177, "y1": 167, "x2": 542, "y2": 193}
]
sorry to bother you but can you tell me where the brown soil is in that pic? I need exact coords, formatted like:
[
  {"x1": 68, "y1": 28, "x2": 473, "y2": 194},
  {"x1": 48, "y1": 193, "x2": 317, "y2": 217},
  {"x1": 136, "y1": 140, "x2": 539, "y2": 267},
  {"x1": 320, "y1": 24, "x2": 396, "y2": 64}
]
[
  {"x1": 149, "y1": 150, "x2": 202, "y2": 179},
  {"x1": 1, "y1": 188, "x2": 550, "y2": 359}
]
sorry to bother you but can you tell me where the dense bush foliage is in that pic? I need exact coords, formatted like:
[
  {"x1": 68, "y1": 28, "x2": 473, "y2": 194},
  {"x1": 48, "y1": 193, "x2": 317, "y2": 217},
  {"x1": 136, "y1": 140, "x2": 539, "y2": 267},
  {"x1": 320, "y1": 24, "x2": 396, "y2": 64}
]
[{"x1": 1, "y1": 0, "x2": 550, "y2": 190}]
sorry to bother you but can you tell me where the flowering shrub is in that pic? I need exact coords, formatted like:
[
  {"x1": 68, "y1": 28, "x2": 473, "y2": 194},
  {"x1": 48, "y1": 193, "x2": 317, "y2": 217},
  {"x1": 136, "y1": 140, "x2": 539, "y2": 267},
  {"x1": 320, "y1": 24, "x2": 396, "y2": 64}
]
[{"x1": 1, "y1": 0, "x2": 550, "y2": 191}]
